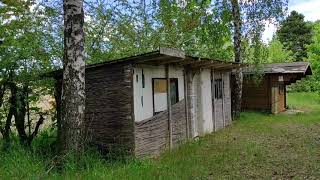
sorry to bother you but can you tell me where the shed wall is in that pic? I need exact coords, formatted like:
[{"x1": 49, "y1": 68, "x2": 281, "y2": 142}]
[
  {"x1": 190, "y1": 70, "x2": 231, "y2": 135},
  {"x1": 223, "y1": 72, "x2": 232, "y2": 126},
  {"x1": 133, "y1": 65, "x2": 184, "y2": 122},
  {"x1": 278, "y1": 84, "x2": 286, "y2": 112},
  {"x1": 242, "y1": 76, "x2": 271, "y2": 112},
  {"x1": 135, "y1": 100, "x2": 186, "y2": 157},
  {"x1": 214, "y1": 72, "x2": 224, "y2": 130},
  {"x1": 85, "y1": 62, "x2": 134, "y2": 154},
  {"x1": 199, "y1": 69, "x2": 213, "y2": 134}
]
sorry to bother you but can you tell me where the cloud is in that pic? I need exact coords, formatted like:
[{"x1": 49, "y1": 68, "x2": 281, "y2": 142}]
[
  {"x1": 289, "y1": 0, "x2": 320, "y2": 21},
  {"x1": 262, "y1": 0, "x2": 320, "y2": 43},
  {"x1": 262, "y1": 22, "x2": 277, "y2": 43}
]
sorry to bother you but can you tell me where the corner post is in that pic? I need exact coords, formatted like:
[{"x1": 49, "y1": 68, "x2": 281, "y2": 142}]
[
  {"x1": 184, "y1": 66, "x2": 189, "y2": 140},
  {"x1": 166, "y1": 65, "x2": 172, "y2": 149}
]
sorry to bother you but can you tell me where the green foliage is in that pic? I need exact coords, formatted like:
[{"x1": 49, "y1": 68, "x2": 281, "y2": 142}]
[
  {"x1": 267, "y1": 38, "x2": 293, "y2": 63},
  {"x1": 277, "y1": 11, "x2": 313, "y2": 60},
  {"x1": 82, "y1": 0, "x2": 235, "y2": 63},
  {"x1": 0, "y1": 0, "x2": 58, "y2": 145},
  {"x1": 289, "y1": 21, "x2": 320, "y2": 92}
]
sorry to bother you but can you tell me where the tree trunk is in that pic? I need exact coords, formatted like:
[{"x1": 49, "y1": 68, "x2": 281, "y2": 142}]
[
  {"x1": 54, "y1": 79, "x2": 62, "y2": 147},
  {"x1": 11, "y1": 84, "x2": 28, "y2": 145},
  {"x1": 1, "y1": 102, "x2": 13, "y2": 149},
  {"x1": 61, "y1": 0, "x2": 86, "y2": 155},
  {"x1": 0, "y1": 82, "x2": 5, "y2": 107},
  {"x1": 230, "y1": 0, "x2": 243, "y2": 119}
]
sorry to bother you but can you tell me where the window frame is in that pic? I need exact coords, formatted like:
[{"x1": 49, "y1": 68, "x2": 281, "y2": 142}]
[
  {"x1": 152, "y1": 78, "x2": 179, "y2": 115},
  {"x1": 214, "y1": 79, "x2": 223, "y2": 99}
]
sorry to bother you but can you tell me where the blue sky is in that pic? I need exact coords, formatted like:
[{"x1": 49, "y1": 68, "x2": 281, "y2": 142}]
[{"x1": 262, "y1": 0, "x2": 320, "y2": 42}]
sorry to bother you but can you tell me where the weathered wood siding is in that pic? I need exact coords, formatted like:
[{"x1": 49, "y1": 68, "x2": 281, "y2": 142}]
[
  {"x1": 242, "y1": 76, "x2": 271, "y2": 112},
  {"x1": 223, "y1": 72, "x2": 232, "y2": 126},
  {"x1": 133, "y1": 65, "x2": 185, "y2": 122},
  {"x1": 85, "y1": 62, "x2": 135, "y2": 155},
  {"x1": 242, "y1": 74, "x2": 288, "y2": 114},
  {"x1": 214, "y1": 72, "x2": 224, "y2": 130},
  {"x1": 135, "y1": 100, "x2": 186, "y2": 157},
  {"x1": 278, "y1": 84, "x2": 286, "y2": 112}
]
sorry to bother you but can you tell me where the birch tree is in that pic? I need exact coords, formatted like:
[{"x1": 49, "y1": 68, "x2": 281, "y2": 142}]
[
  {"x1": 228, "y1": 0, "x2": 288, "y2": 119},
  {"x1": 60, "y1": 0, "x2": 85, "y2": 155},
  {"x1": 230, "y1": 0, "x2": 242, "y2": 119}
]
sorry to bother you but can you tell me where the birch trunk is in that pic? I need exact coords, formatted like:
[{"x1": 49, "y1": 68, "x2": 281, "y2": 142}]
[
  {"x1": 61, "y1": 0, "x2": 86, "y2": 155},
  {"x1": 230, "y1": 0, "x2": 243, "y2": 119}
]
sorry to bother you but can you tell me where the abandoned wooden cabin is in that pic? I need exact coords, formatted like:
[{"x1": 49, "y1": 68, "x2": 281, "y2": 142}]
[
  {"x1": 52, "y1": 48, "x2": 244, "y2": 157},
  {"x1": 241, "y1": 62, "x2": 312, "y2": 114}
]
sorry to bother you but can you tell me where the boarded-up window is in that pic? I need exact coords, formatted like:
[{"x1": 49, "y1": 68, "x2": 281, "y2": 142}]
[
  {"x1": 170, "y1": 79, "x2": 178, "y2": 105},
  {"x1": 214, "y1": 79, "x2": 223, "y2": 99},
  {"x1": 142, "y1": 69, "x2": 145, "y2": 88},
  {"x1": 153, "y1": 78, "x2": 179, "y2": 114}
]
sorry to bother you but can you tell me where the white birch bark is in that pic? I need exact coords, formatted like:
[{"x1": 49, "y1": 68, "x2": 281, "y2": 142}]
[
  {"x1": 61, "y1": 0, "x2": 86, "y2": 154},
  {"x1": 230, "y1": 0, "x2": 243, "y2": 119}
]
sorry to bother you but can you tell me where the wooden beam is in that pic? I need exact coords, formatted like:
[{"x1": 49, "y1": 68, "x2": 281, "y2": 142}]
[
  {"x1": 135, "y1": 55, "x2": 169, "y2": 64},
  {"x1": 153, "y1": 58, "x2": 183, "y2": 65},
  {"x1": 172, "y1": 59, "x2": 197, "y2": 66},
  {"x1": 208, "y1": 63, "x2": 231, "y2": 69},
  {"x1": 184, "y1": 68, "x2": 189, "y2": 139},
  {"x1": 221, "y1": 72, "x2": 225, "y2": 127},
  {"x1": 214, "y1": 64, "x2": 239, "y2": 71},
  {"x1": 190, "y1": 61, "x2": 221, "y2": 68},
  {"x1": 166, "y1": 65, "x2": 172, "y2": 149},
  {"x1": 211, "y1": 69, "x2": 216, "y2": 132},
  {"x1": 160, "y1": 47, "x2": 185, "y2": 58}
]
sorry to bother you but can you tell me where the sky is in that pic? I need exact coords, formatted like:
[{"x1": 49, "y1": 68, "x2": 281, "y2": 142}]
[{"x1": 262, "y1": 0, "x2": 320, "y2": 43}]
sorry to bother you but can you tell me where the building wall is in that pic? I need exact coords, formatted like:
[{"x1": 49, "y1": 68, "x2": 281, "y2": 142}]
[
  {"x1": 242, "y1": 75, "x2": 287, "y2": 114},
  {"x1": 242, "y1": 76, "x2": 271, "y2": 112},
  {"x1": 135, "y1": 100, "x2": 186, "y2": 157},
  {"x1": 133, "y1": 65, "x2": 185, "y2": 122},
  {"x1": 133, "y1": 65, "x2": 233, "y2": 156},
  {"x1": 84, "y1": 62, "x2": 134, "y2": 155},
  {"x1": 223, "y1": 72, "x2": 232, "y2": 126},
  {"x1": 190, "y1": 69, "x2": 231, "y2": 136},
  {"x1": 270, "y1": 75, "x2": 286, "y2": 114},
  {"x1": 198, "y1": 69, "x2": 213, "y2": 134},
  {"x1": 214, "y1": 72, "x2": 224, "y2": 130},
  {"x1": 189, "y1": 71, "x2": 200, "y2": 137},
  {"x1": 278, "y1": 84, "x2": 286, "y2": 112}
]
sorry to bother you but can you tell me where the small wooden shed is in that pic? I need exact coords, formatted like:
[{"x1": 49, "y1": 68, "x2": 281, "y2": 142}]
[
  {"x1": 241, "y1": 62, "x2": 312, "y2": 114},
  {"x1": 52, "y1": 48, "x2": 244, "y2": 157}
]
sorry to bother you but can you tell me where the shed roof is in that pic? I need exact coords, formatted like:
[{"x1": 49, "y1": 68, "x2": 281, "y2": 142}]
[
  {"x1": 87, "y1": 47, "x2": 244, "y2": 69},
  {"x1": 243, "y1": 62, "x2": 312, "y2": 75},
  {"x1": 48, "y1": 47, "x2": 246, "y2": 78}
]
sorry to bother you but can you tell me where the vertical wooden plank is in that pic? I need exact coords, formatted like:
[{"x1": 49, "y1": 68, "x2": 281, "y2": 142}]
[
  {"x1": 166, "y1": 65, "x2": 172, "y2": 149},
  {"x1": 221, "y1": 72, "x2": 225, "y2": 127},
  {"x1": 186, "y1": 67, "x2": 194, "y2": 138},
  {"x1": 184, "y1": 67, "x2": 189, "y2": 139},
  {"x1": 211, "y1": 69, "x2": 216, "y2": 132},
  {"x1": 130, "y1": 64, "x2": 136, "y2": 154},
  {"x1": 268, "y1": 76, "x2": 272, "y2": 112},
  {"x1": 284, "y1": 85, "x2": 287, "y2": 109}
]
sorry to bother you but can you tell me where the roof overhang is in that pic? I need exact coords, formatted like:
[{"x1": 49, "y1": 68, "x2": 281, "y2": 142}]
[
  {"x1": 45, "y1": 47, "x2": 247, "y2": 79},
  {"x1": 242, "y1": 62, "x2": 313, "y2": 85}
]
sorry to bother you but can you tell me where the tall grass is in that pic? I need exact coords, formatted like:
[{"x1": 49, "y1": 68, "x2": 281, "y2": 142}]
[
  {"x1": 0, "y1": 92, "x2": 320, "y2": 179},
  {"x1": 287, "y1": 92, "x2": 320, "y2": 110}
]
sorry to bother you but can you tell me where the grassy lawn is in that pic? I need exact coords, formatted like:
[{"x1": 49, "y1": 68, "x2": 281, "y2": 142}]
[{"x1": 1, "y1": 92, "x2": 320, "y2": 179}]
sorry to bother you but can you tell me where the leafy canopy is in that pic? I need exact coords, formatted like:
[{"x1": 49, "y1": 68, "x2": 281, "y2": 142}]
[{"x1": 277, "y1": 11, "x2": 313, "y2": 61}]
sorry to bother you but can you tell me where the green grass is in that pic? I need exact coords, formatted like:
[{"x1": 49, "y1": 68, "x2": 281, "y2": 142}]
[{"x1": 1, "y1": 92, "x2": 320, "y2": 179}]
